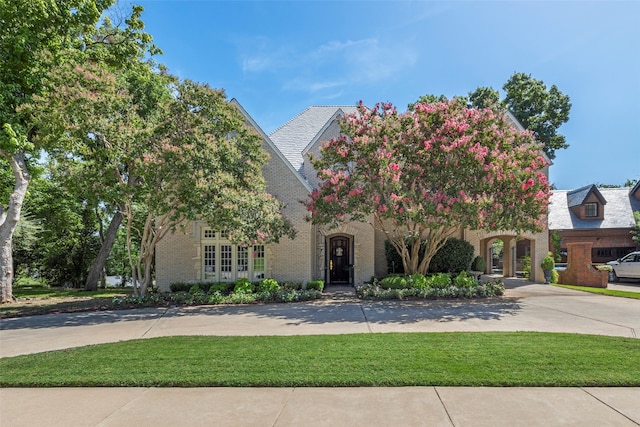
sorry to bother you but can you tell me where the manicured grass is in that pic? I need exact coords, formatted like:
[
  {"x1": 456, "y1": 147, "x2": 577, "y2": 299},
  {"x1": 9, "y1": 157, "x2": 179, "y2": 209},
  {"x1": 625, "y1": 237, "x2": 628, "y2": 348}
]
[
  {"x1": 1, "y1": 332, "x2": 639, "y2": 387},
  {"x1": 553, "y1": 284, "x2": 640, "y2": 300},
  {"x1": 11, "y1": 286, "x2": 132, "y2": 299}
]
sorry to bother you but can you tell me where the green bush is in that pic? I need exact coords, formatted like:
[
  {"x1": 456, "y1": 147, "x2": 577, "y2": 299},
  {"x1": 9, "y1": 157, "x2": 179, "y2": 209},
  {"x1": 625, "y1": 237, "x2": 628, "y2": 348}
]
[
  {"x1": 380, "y1": 276, "x2": 408, "y2": 289},
  {"x1": 426, "y1": 273, "x2": 451, "y2": 288},
  {"x1": 170, "y1": 282, "x2": 194, "y2": 293},
  {"x1": 356, "y1": 278, "x2": 505, "y2": 300},
  {"x1": 551, "y1": 269, "x2": 559, "y2": 284},
  {"x1": 282, "y1": 281, "x2": 303, "y2": 291},
  {"x1": 189, "y1": 284, "x2": 203, "y2": 294},
  {"x1": 453, "y1": 271, "x2": 477, "y2": 287},
  {"x1": 306, "y1": 280, "x2": 325, "y2": 292},
  {"x1": 541, "y1": 252, "x2": 555, "y2": 271},
  {"x1": 209, "y1": 282, "x2": 235, "y2": 294},
  {"x1": 428, "y1": 238, "x2": 475, "y2": 274},
  {"x1": 408, "y1": 273, "x2": 428, "y2": 289},
  {"x1": 257, "y1": 278, "x2": 280, "y2": 293},
  {"x1": 170, "y1": 281, "x2": 234, "y2": 294},
  {"x1": 234, "y1": 278, "x2": 254, "y2": 294},
  {"x1": 470, "y1": 256, "x2": 486, "y2": 272}
]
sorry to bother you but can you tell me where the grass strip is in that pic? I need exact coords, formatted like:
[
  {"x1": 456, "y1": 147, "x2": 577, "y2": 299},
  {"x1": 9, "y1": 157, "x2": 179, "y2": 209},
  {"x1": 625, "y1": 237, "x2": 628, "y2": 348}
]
[
  {"x1": 553, "y1": 284, "x2": 640, "y2": 300},
  {"x1": 1, "y1": 332, "x2": 639, "y2": 387}
]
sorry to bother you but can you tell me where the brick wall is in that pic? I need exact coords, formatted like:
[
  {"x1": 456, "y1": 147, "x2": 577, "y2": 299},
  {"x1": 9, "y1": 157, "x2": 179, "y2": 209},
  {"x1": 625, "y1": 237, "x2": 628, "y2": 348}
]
[{"x1": 559, "y1": 242, "x2": 608, "y2": 288}]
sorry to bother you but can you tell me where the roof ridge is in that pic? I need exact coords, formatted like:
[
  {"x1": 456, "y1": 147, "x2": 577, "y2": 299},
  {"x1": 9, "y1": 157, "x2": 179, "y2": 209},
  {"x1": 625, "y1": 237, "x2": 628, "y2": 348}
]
[{"x1": 269, "y1": 106, "x2": 313, "y2": 136}]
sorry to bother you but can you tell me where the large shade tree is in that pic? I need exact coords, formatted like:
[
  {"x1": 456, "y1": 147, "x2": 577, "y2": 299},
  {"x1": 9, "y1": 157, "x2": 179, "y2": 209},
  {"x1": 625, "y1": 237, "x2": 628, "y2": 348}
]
[
  {"x1": 0, "y1": 0, "x2": 155, "y2": 301},
  {"x1": 307, "y1": 100, "x2": 550, "y2": 274},
  {"x1": 30, "y1": 60, "x2": 294, "y2": 296}
]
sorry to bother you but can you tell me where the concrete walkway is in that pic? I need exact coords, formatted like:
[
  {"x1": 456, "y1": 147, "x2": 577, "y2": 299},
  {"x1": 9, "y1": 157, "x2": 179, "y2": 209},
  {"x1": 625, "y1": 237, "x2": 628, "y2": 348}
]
[{"x1": 1, "y1": 278, "x2": 639, "y2": 426}]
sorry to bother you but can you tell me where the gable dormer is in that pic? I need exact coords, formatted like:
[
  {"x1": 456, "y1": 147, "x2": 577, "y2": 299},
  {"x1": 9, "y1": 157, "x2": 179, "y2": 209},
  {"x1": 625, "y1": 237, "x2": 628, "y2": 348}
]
[{"x1": 567, "y1": 185, "x2": 606, "y2": 220}]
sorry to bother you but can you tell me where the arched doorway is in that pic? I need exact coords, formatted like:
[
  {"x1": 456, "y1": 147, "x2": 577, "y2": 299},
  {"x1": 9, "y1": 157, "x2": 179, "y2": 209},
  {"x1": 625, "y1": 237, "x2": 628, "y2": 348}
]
[{"x1": 327, "y1": 235, "x2": 353, "y2": 285}]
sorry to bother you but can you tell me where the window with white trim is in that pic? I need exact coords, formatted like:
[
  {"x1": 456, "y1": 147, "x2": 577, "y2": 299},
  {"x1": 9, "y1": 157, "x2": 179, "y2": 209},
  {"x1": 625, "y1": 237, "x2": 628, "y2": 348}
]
[
  {"x1": 204, "y1": 245, "x2": 216, "y2": 280},
  {"x1": 253, "y1": 245, "x2": 265, "y2": 280},
  {"x1": 201, "y1": 228, "x2": 266, "y2": 282},
  {"x1": 237, "y1": 246, "x2": 248, "y2": 279},
  {"x1": 220, "y1": 244, "x2": 232, "y2": 280}
]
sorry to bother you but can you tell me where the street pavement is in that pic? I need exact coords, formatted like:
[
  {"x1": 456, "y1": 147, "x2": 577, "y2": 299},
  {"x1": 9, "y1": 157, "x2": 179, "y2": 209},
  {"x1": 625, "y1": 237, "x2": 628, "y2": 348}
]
[{"x1": 1, "y1": 277, "x2": 639, "y2": 426}]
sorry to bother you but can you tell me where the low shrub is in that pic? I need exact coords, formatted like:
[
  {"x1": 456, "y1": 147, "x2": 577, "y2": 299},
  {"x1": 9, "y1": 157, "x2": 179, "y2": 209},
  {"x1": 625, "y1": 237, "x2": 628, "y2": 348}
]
[
  {"x1": 426, "y1": 273, "x2": 451, "y2": 289},
  {"x1": 551, "y1": 269, "x2": 559, "y2": 284},
  {"x1": 306, "y1": 280, "x2": 325, "y2": 292},
  {"x1": 257, "y1": 278, "x2": 280, "y2": 293},
  {"x1": 234, "y1": 278, "x2": 254, "y2": 295},
  {"x1": 282, "y1": 281, "x2": 303, "y2": 291},
  {"x1": 408, "y1": 273, "x2": 428, "y2": 289},
  {"x1": 453, "y1": 271, "x2": 477, "y2": 288},
  {"x1": 380, "y1": 276, "x2": 408, "y2": 289},
  {"x1": 470, "y1": 256, "x2": 486, "y2": 272},
  {"x1": 356, "y1": 278, "x2": 505, "y2": 300},
  {"x1": 170, "y1": 281, "x2": 234, "y2": 294},
  {"x1": 209, "y1": 282, "x2": 235, "y2": 294},
  {"x1": 170, "y1": 282, "x2": 195, "y2": 293}
]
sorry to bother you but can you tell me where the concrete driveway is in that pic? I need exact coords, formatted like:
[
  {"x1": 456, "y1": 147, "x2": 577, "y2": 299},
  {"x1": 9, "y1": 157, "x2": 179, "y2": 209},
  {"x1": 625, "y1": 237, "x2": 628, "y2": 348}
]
[{"x1": 1, "y1": 278, "x2": 638, "y2": 358}]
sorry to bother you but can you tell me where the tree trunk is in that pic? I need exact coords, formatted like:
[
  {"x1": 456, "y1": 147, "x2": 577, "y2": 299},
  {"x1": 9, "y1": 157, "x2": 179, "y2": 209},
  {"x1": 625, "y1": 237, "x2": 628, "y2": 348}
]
[
  {"x1": 0, "y1": 152, "x2": 30, "y2": 302},
  {"x1": 84, "y1": 211, "x2": 123, "y2": 291}
]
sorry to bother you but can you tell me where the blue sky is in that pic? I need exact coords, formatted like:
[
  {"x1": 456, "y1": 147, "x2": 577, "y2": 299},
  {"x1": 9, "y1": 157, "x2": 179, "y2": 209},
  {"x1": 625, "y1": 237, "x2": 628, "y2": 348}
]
[{"x1": 134, "y1": 0, "x2": 639, "y2": 190}]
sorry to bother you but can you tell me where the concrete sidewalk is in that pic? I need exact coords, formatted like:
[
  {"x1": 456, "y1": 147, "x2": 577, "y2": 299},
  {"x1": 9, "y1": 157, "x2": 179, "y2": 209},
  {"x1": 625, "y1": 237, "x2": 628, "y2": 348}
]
[
  {"x1": 1, "y1": 278, "x2": 639, "y2": 426},
  {"x1": 1, "y1": 387, "x2": 639, "y2": 426}
]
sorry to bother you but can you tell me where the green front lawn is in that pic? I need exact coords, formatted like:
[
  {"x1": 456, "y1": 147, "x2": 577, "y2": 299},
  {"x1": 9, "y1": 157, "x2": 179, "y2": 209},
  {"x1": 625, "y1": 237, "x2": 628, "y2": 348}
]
[
  {"x1": 553, "y1": 284, "x2": 640, "y2": 300},
  {"x1": 1, "y1": 332, "x2": 638, "y2": 387}
]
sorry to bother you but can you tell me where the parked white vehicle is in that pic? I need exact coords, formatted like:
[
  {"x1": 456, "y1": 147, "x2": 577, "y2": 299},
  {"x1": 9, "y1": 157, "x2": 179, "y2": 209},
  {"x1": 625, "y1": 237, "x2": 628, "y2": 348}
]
[{"x1": 607, "y1": 251, "x2": 640, "y2": 282}]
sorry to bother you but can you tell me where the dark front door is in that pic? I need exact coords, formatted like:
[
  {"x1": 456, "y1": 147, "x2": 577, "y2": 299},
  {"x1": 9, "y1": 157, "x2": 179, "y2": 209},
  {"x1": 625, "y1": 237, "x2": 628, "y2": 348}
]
[{"x1": 329, "y1": 236, "x2": 350, "y2": 284}]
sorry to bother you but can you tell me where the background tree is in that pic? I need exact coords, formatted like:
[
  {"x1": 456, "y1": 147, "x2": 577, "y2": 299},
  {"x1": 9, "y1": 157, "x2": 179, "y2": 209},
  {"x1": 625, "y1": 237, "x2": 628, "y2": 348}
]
[
  {"x1": 469, "y1": 72, "x2": 571, "y2": 160},
  {"x1": 307, "y1": 100, "x2": 550, "y2": 274},
  {"x1": 0, "y1": 0, "x2": 156, "y2": 301}
]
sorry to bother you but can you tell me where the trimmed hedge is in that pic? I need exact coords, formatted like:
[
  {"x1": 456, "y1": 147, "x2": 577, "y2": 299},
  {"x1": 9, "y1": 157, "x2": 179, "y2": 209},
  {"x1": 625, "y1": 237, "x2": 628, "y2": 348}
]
[
  {"x1": 385, "y1": 237, "x2": 475, "y2": 275},
  {"x1": 357, "y1": 276, "x2": 505, "y2": 300},
  {"x1": 306, "y1": 280, "x2": 325, "y2": 292},
  {"x1": 170, "y1": 282, "x2": 235, "y2": 294},
  {"x1": 428, "y1": 238, "x2": 475, "y2": 274}
]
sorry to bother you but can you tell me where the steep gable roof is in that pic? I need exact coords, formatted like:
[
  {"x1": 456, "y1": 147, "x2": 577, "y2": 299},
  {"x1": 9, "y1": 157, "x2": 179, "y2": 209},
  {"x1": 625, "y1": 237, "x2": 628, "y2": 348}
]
[
  {"x1": 566, "y1": 184, "x2": 606, "y2": 208},
  {"x1": 269, "y1": 106, "x2": 358, "y2": 172},
  {"x1": 549, "y1": 187, "x2": 639, "y2": 230},
  {"x1": 230, "y1": 99, "x2": 312, "y2": 192}
]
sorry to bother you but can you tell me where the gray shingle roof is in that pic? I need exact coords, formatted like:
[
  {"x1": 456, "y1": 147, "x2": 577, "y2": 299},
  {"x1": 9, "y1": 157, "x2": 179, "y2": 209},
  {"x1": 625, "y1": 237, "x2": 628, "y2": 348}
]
[
  {"x1": 549, "y1": 187, "x2": 640, "y2": 230},
  {"x1": 269, "y1": 106, "x2": 358, "y2": 172}
]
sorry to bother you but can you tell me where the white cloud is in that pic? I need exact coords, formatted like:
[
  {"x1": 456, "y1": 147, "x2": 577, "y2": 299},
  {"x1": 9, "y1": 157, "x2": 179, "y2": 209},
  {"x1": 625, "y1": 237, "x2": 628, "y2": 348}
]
[{"x1": 239, "y1": 36, "x2": 418, "y2": 93}]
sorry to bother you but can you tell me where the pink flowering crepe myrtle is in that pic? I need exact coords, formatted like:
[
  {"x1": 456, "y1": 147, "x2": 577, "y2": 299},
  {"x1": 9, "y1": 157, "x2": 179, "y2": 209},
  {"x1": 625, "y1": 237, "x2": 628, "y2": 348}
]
[{"x1": 306, "y1": 99, "x2": 550, "y2": 274}]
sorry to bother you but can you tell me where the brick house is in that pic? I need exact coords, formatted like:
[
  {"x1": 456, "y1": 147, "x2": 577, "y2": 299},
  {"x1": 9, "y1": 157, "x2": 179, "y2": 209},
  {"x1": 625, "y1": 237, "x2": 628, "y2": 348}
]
[
  {"x1": 155, "y1": 101, "x2": 549, "y2": 291},
  {"x1": 548, "y1": 182, "x2": 640, "y2": 263}
]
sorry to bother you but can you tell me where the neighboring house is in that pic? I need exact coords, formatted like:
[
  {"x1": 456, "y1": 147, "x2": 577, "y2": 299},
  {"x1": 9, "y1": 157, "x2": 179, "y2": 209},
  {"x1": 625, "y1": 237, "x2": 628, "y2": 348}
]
[
  {"x1": 548, "y1": 182, "x2": 640, "y2": 263},
  {"x1": 155, "y1": 101, "x2": 549, "y2": 291}
]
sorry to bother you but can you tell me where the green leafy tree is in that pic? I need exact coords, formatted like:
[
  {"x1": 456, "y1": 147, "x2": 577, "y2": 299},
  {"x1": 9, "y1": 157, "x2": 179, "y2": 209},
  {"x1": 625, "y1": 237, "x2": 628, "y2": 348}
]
[
  {"x1": 469, "y1": 72, "x2": 571, "y2": 160},
  {"x1": 468, "y1": 87, "x2": 500, "y2": 110},
  {"x1": 0, "y1": 0, "x2": 156, "y2": 301},
  {"x1": 31, "y1": 61, "x2": 294, "y2": 296},
  {"x1": 307, "y1": 100, "x2": 550, "y2": 274}
]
